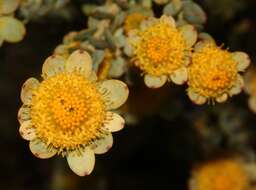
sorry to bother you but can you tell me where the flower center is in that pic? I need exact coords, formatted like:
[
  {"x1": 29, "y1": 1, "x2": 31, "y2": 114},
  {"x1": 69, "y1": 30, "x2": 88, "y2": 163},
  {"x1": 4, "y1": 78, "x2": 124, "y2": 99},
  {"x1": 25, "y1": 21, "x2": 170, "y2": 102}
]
[
  {"x1": 51, "y1": 90, "x2": 87, "y2": 130},
  {"x1": 30, "y1": 73, "x2": 106, "y2": 153},
  {"x1": 188, "y1": 43, "x2": 237, "y2": 98},
  {"x1": 145, "y1": 37, "x2": 170, "y2": 63},
  {"x1": 124, "y1": 13, "x2": 146, "y2": 34},
  {"x1": 201, "y1": 69, "x2": 230, "y2": 90},
  {"x1": 214, "y1": 175, "x2": 234, "y2": 190},
  {"x1": 134, "y1": 22, "x2": 187, "y2": 76}
]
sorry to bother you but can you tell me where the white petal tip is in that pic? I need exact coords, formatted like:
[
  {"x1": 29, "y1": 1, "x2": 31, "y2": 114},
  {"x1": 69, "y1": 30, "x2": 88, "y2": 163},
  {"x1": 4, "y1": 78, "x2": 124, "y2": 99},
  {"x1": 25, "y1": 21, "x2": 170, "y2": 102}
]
[
  {"x1": 67, "y1": 148, "x2": 95, "y2": 176},
  {"x1": 144, "y1": 74, "x2": 167, "y2": 89},
  {"x1": 105, "y1": 112, "x2": 125, "y2": 132}
]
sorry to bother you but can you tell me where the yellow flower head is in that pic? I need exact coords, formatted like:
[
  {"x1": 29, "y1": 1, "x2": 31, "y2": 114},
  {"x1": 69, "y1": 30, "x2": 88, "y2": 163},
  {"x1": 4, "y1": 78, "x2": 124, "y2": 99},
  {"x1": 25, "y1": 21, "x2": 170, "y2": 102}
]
[
  {"x1": 187, "y1": 41, "x2": 250, "y2": 105},
  {"x1": 128, "y1": 15, "x2": 197, "y2": 88},
  {"x1": 244, "y1": 67, "x2": 256, "y2": 113},
  {"x1": 190, "y1": 159, "x2": 249, "y2": 190},
  {"x1": 18, "y1": 50, "x2": 129, "y2": 176},
  {"x1": 124, "y1": 12, "x2": 147, "y2": 34}
]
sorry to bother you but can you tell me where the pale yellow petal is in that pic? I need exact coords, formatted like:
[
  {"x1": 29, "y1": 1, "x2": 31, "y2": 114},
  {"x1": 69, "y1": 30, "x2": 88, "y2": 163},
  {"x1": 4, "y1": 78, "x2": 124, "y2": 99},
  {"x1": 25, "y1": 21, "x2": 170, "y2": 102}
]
[
  {"x1": 140, "y1": 17, "x2": 157, "y2": 31},
  {"x1": 18, "y1": 105, "x2": 30, "y2": 124},
  {"x1": 128, "y1": 30, "x2": 140, "y2": 44},
  {"x1": 184, "y1": 51, "x2": 192, "y2": 66},
  {"x1": 20, "y1": 78, "x2": 39, "y2": 105},
  {"x1": 194, "y1": 41, "x2": 207, "y2": 52},
  {"x1": 249, "y1": 96, "x2": 256, "y2": 113},
  {"x1": 104, "y1": 112, "x2": 125, "y2": 132},
  {"x1": 188, "y1": 89, "x2": 206, "y2": 105},
  {"x1": 160, "y1": 15, "x2": 175, "y2": 27},
  {"x1": 231, "y1": 52, "x2": 250, "y2": 72},
  {"x1": 88, "y1": 71, "x2": 97, "y2": 82},
  {"x1": 91, "y1": 132, "x2": 113, "y2": 154},
  {"x1": 29, "y1": 139, "x2": 56, "y2": 159},
  {"x1": 42, "y1": 54, "x2": 65, "y2": 78},
  {"x1": 0, "y1": 0, "x2": 20, "y2": 15},
  {"x1": 0, "y1": 16, "x2": 25, "y2": 43},
  {"x1": 98, "y1": 80, "x2": 129, "y2": 110},
  {"x1": 144, "y1": 74, "x2": 167, "y2": 88},
  {"x1": 198, "y1": 32, "x2": 215, "y2": 43},
  {"x1": 170, "y1": 67, "x2": 188, "y2": 85},
  {"x1": 65, "y1": 50, "x2": 92, "y2": 78},
  {"x1": 67, "y1": 147, "x2": 95, "y2": 176},
  {"x1": 179, "y1": 24, "x2": 197, "y2": 48},
  {"x1": 229, "y1": 75, "x2": 244, "y2": 96},
  {"x1": 216, "y1": 93, "x2": 228, "y2": 103},
  {"x1": 19, "y1": 120, "x2": 36, "y2": 141}
]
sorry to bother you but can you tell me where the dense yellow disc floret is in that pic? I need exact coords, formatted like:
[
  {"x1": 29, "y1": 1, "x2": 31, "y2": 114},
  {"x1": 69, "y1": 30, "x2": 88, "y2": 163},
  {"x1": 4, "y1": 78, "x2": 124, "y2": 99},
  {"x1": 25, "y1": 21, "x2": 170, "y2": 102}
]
[
  {"x1": 188, "y1": 43, "x2": 237, "y2": 98},
  {"x1": 192, "y1": 159, "x2": 249, "y2": 190},
  {"x1": 124, "y1": 13, "x2": 146, "y2": 34},
  {"x1": 133, "y1": 21, "x2": 187, "y2": 77},
  {"x1": 30, "y1": 72, "x2": 106, "y2": 152}
]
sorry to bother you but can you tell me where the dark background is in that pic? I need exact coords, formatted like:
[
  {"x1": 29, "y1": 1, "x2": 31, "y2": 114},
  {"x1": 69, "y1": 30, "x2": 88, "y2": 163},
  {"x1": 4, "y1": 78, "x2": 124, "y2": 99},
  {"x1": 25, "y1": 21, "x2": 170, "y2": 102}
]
[{"x1": 1, "y1": 0, "x2": 256, "y2": 189}]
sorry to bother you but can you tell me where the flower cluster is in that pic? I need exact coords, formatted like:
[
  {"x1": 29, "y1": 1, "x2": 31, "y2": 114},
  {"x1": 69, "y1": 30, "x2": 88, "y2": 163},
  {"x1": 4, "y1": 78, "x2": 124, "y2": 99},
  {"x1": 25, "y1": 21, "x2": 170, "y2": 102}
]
[
  {"x1": 127, "y1": 15, "x2": 250, "y2": 104},
  {"x1": 17, "y1": 0, "x2": 255, "y2": 178}
]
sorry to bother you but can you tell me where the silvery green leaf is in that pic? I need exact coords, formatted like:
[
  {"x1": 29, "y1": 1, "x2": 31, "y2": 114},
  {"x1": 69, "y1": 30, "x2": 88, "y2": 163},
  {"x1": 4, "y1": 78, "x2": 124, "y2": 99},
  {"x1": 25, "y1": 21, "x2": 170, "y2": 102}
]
[
  {"x1": 92, "y1": 50, "x2": 105, "y2": 72},
  {"x1": 114, "y1": 28, "x2": 126, "y2": 48},
  {"x1": 124, "y1": 41, "x2": 133, "y2": 57},
  {"x1": 109, "y1": 57, "x2": 127, "y2": 78},
  {"x1": 128, "y1": 5, "x2": 153, "y2": 17},
  {"x1": 88, "y1": 36, "x2": 109, "y2": 49},
  {"x1": 74, "y1": 28, "x2": 97, "y2": 41},
  {"x1": 91, "y1": 11, "x2": 114, "y2": 20},
  {"x1": 176, "y1": 13, "x2": 189, "y2": 27},
  {"x1": 198, "y1": 32, "x2": 215, "y2": 42},
  {"x1": 88, "y1": 17, "x2": 100, "y2": 29},
  {"x1": 110, "y1": 11, "x2": 126, "y2": 32},
  {"x1": 115, "y1": 0, "x2": 129, "y2": 9},
  {"x1": 163, "y1": 0, "x2": 182, "y2": 16},
  {"x1": 104, "y1": 30, "x2": 116, "y2": 51},
  {"x1": 82, "y1": 4, "x2": 98, "y2": 15},
  {"x1": 141, "y1": 0, "x2": 152, "y2": 8},
  {"x1": 80, "y1": 41, "x2": 96, "y2": 53},
  {"x1": 182, "y1": 1, "x2": 206, "y2": 25}
]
